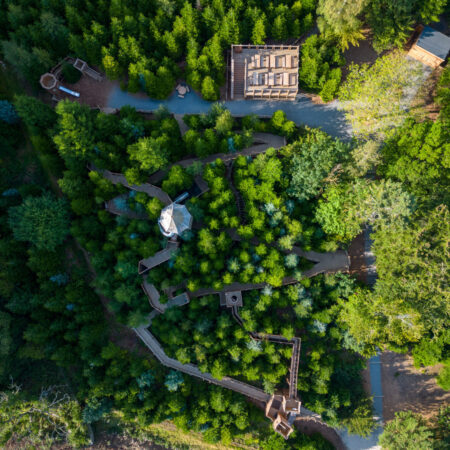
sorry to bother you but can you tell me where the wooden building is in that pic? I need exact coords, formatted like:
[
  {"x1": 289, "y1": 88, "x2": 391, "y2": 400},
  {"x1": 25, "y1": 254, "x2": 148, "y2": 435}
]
[
  {"x1": 230, "y1": 45, "x2": 299, "y2": 101},
  {"x1": 408, "y1": 26, "x2": 450, "y2": 69}
]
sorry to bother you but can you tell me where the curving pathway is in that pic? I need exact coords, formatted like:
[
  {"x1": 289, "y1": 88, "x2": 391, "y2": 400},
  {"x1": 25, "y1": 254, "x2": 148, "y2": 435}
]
[
  {"x1": 148, "y1": 132, "x2": 286, "y2": 185},
  {"x1": 90, "y1": 165, "x2": 172, "y2": 206},
  {"x1": 107, "y1": 86, "x2": 352, "y2": 139}
]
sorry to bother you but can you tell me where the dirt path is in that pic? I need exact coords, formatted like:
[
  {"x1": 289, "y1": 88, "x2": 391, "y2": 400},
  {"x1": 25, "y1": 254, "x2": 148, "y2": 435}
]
[{"x1": 381, "y1": 351, "x2": 450, "y2": 421}]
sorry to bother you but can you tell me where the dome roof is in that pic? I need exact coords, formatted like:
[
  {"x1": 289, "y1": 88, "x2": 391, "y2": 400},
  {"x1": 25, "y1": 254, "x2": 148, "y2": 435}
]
[{"x1": 158, "y1": 203, "x2": 193, "y2": 237}]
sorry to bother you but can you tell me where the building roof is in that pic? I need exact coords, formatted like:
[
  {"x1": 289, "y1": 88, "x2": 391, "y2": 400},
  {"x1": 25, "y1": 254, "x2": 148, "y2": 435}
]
[
  {"x1": 416, "y1": 26, "x2": 450, "y2": 60},
  {"x1": 158, "y1": 203, "x2": 193, "y2": 237}
]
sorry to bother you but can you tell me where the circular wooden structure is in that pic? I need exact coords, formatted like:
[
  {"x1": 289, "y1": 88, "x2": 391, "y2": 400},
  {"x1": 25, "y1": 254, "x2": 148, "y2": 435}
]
[{"x1": 40, "y1": 73, "x2": 57, "y2": 90}]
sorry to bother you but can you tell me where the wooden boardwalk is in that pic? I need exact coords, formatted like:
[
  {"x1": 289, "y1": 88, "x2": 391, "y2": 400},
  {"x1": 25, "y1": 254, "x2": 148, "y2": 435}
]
[
  {"x1": 105, "y1": 194, "x2": 148, "y2": 219},
  {"x1": 142, "y1": 278, "x2": 189, "y2": 313},
  {"x1": 226, "y1": 161, "x2": 246, "y2": 223},
  {"x1": 138, "y1": 241, "x2": 179, "y2": 275},
  {"x1": 134, "y1": 325, "x2": 270, "y2": 403},
  {"x1": 90, "y1": 165, "x2": 172, "y2": 206},
  {"x1": 148, "y1": 132, "x2": 286, "y2": 184}
]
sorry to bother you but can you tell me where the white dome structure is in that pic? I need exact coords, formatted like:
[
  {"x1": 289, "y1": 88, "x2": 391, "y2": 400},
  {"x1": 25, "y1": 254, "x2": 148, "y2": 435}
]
[{"x1": 158, "y1": 203, "x2": 193, "y2": 237}]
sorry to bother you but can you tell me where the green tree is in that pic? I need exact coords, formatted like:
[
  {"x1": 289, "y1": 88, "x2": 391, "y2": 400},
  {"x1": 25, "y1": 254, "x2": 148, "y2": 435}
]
[
  {"x1": 128, "y1": 136, "x2": 169, "y2": 172},
  {"x1": 162, "y1": 165, "x2": 193, "y2": 197},
  {"x1": 8, "y1": 193, "x2": 69, "y2": 251},
  {"x1": 339, "y1": 52, "x2": 423, "y2": 138},
  {"x1": 288, "y1": 131, "x2": 350, "y2": 201},
  {"x1": 102, "y1": 50, "x2": 122, "y2": 80},
  {"x1": 379, "y1": 411, "x2": 434, "y2": 450},
  {"x1": 201, "y1": 76, "x2": 219, "y2": 101},
  {"x1": 340, "y1": 206, "x2": 449, "y2": 347},
  {"x1": 379, "y1": 118, "x2": 450, "y2": 206},
  {"x1": 252, "y1": 17, "x2": 266, "y2": 45},
  {"x1": 14, "y1": 95, "x2": 56, "y2": 136},
  {"x1": 215, "y1": 109, "x2": 234, "y2": 136},
  {"x1": 53, "y1": 100, "x2": 96, "y2": 168},
  {"x1": 316, "y1": 179, "x2": 415, "y2": 241},
  {"x1": 317, "y1": 0, "x2": 367, "y2": 50},
  {"x1": 299, "y1": 35, "x2": 343, "y2": 101},
  {"x1": 0, "y1": 384, "x2": 90, "y2": 448}
]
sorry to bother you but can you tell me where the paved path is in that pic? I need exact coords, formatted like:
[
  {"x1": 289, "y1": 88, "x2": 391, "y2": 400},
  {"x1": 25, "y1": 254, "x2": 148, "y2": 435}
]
[
  {"x1": 336, "y1": 353, "x2": 383, "y2": 450},
  {"x1": 107, "y1": 86, "x2": 352, "y2": 139},
  {"x1": 336, "y1": 230, "x2": 383, "y2": 450}
]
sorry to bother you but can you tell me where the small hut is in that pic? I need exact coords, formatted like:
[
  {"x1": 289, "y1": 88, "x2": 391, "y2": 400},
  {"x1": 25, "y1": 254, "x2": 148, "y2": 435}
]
[
  {"x1": 408, "y1": 26, "x2": 450, "y2": 68},
  {"x1": 158, "y1": 203, "x2": 193, "y2": 237}
]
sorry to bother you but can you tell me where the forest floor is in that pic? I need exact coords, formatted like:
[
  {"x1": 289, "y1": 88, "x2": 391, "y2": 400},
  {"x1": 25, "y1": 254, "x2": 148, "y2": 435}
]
[
  {"x1": 381, "y1": 351, "x2": 450, "y2": 421},
  {"x1": 56, "y1": 73, "x2": 116, "y2": 108},
  {"x1": 410, "y1": 66, "x2": 444, "y2": 121},
  {"x1": 348, "y1": 231, "x2": 367, "y2": 284}
]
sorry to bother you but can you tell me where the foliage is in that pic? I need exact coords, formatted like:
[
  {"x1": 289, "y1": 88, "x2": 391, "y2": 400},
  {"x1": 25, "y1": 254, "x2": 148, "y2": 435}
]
[
  {"x1": 14, "y1": 95, "x2": 56, "y2": 136},
  {"x1": 436, "y1": 66, "x2": 450, "y2": 120},
  {"x1": 338, "y1": 52, "x2": 424, "y2": 138},
  {"x1": 340, "y1": 206, "x2": 449, "y2": 347},
  {"x1": 379, "y1": 118, "x2": 450, "y2": 207},
  {"x1": 0, "y1": 384, "x2": 90, "y2": 448},
  {"x1": 0, "y1": 100, "x2": 19, "y2": 124},
  {"x1": 379, "y1": 411, "x2": 434, "y2": 450},
  {"x1": 367, "y1": 0, "x2": 447, "y2": 52},
  {"x1": 288, "y1": 130, "x2": 350, "y2": 201},
  {"x1": 316, "y1": 179, "x2": 415, "y2": 242},
  {"x1": 62, "y1": 62, "x2": 82, "y2": 84},
  {"x1": 317, "y1": 0, "x2": 366, "y2": 50},
  {"x1": 8, "y1": 192, "x2": 69, "y2": 251},
  {"x1": 128, "y1": 136, "x2": 169, "y2": 173},
  {"x1": 299, "y1": 35, "x2": 344, "y2": 102}
]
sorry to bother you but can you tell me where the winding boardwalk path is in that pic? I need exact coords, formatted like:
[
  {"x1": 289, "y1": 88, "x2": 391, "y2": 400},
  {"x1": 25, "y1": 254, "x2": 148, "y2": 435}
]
[
  {"x1": 134, "y1": 325, "x2": 270, "y2": 403},
  {"x1": 105, "y1": 194, "x2": 148, "y2": 219},
  {"x1": 134, "y1": 325, "x2": 321, "y2": 422},
  {"x1": 90, "y1": 165, "x2": 172, "y2": 206},
  {"x1": 148, "y1": 132, "x2": 286, "y2": 185}
]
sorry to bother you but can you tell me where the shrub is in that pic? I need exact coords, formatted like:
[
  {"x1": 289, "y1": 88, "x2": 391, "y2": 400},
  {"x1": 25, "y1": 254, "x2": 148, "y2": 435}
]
[
  {"x1": 299, "y1": 35, "x2": 344, "y2": 101},
  {"x1": 62, "y1": 63, "x2": 82, "y2": 84}
]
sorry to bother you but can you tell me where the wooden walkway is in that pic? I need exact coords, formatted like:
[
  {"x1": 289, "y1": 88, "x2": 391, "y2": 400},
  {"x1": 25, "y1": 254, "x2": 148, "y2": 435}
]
[
  {"x1": 231, "y1": 305, "x2": 301, "y2": 399},
  {"x1": 134, "y1": 325, "x2": 270, "y2": 403},
  {"x1": 142, "y1": 278, "x2": 189, "y2": 313},
  {"x1": 226, "y1": 161, "x2": 246, "y2": 223},
  {"x1": 90, "y1": 165, "x2": 172, "y2": 206},
  {"x1": 105, "y1": 194, "x2": 148, "y2": 219},
  {"x1": 138, "y1": 241, "x2": 179, "y2": 275},
  {"x1": 148, "y1": 132, "x2": 286, "y2": 184}
]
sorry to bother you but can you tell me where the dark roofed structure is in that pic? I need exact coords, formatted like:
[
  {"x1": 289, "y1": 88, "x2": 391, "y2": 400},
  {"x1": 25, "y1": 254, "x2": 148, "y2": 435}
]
[{"x1": 409, "y1": 26, "x2": 450, "y2": 68}]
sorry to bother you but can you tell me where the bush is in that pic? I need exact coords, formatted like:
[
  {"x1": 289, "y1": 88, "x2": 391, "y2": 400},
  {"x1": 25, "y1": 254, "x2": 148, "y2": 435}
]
[
  {"x1": 437, "y1": 361, "x2": 450, "y2": 390},
  {"x1": 62, "y1": 63, "x2": 82, "y2": 84},
  {"x1": 299, "y1": 35, "x2": 344, "y2": 102}
]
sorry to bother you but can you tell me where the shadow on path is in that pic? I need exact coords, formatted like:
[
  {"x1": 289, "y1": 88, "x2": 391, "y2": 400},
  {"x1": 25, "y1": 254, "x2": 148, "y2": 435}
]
[{"x1": 107, "y1": 85, "x2": 352, "y2": 139}]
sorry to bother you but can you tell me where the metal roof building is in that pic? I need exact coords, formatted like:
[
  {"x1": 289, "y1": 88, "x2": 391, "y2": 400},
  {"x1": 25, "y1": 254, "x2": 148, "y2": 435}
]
[{"x1": 408, "y1": 26, "x2": 450, "y2": 68}]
